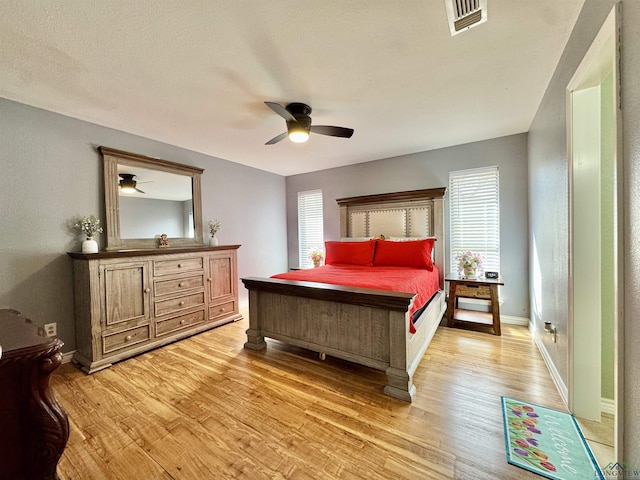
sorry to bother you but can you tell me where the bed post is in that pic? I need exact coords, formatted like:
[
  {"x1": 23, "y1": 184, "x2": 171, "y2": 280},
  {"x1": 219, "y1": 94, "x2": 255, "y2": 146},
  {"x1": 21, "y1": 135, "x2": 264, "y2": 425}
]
[
  {"x1": 339, "y1": 204, "x2": 348, "y2": 238},
  {"x1": 384, "y1": 310, "x2": 415, "y2": 402},
  {"x1": 244, "y1": 289, "x2": 266, "y2": 350},
  {"x1": 433, "y1": 195, "x2": 445, "y2": 288}
]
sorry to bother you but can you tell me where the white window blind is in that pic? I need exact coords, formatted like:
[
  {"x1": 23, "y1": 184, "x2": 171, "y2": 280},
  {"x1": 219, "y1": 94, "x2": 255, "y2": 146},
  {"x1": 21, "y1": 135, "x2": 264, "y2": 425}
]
[
  {"x1": 449, "y1": 166, "x2": 500, "y2": 273},
  {"x1": 298, "y1": 190, "x2": 324, "y2": 269}
]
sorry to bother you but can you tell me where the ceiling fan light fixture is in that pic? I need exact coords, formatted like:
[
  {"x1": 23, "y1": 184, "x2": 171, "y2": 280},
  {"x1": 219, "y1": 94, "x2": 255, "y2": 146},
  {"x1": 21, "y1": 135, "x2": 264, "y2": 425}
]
[
  {"x1": 289, "y1": 130, "x2": 309, "y2": 143},
  {"x1": 264, "y1": 101, "x2": 354, "y2": 145},
  {"x1": 119, "y1": 173, "x2": 142, "y2": 193},
  {"x1": 287, "y1": 116, "x2": 311, "y2": 143}
]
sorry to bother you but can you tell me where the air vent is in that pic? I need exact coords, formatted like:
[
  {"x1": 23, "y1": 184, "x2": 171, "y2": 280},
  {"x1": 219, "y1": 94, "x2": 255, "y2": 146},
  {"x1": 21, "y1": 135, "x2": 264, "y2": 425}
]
[{"x1": 444, "y1": 0, "x2": 487, "y2": 36}]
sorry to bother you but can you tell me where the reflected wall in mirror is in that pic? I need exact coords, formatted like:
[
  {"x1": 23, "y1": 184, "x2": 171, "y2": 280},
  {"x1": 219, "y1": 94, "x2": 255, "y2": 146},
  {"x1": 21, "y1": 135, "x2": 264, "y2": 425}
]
[
  {"x1": 118, "y1": 166, "x2": 193, "y2": 239},
  {"x1": 101, "y1": 147, "x2": 204, "y2": 251}
]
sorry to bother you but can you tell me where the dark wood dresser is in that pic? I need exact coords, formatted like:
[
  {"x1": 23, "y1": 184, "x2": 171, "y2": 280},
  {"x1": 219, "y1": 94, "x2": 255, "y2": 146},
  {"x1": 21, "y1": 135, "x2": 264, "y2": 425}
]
[{"x1": 0, "y1": 309, "x2": 69, "y2": 480}]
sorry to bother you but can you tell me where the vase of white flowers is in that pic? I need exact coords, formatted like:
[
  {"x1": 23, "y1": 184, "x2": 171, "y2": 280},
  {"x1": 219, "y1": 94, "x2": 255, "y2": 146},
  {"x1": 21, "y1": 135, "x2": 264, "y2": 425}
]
[
  {"x1": 74, "y1": 215, "x2": 104, "y2": 253},
  {"x1": 309, "y1": 248, "x2": 324, "y2": 268},
  {"x1": 208, "y1": 219, "x2": 221, "y2": 246},
  {"x1": 82, "y1": 237, "x2": 98, "y2": 253},
  {"x1": 456, "y1": 250, "x2": 483, "y2": 278}
]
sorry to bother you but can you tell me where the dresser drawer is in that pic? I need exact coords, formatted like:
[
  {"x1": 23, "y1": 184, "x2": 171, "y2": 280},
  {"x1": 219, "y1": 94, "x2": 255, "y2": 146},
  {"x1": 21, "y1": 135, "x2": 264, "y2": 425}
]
[
  {"x1": 455, "y1": 284, "x2": 491, "y2": 299},
  {"x1": 156, "y1": 309, "x2": 206, "y2": 337},
  {"x1": 153, "y1": 257, "x2": 204, "y2": 276},
  {"x1": 209, "y1": 300, "x2": 236, "y2": 320},
  {"x1": 103, "y1": 324, "x2": 150, "y2": 354},
  {"x1": 154, "y1": 292, "x2": 206, "y2": 317},
  {"x1": 154, "y1": 274, "x2": 205, "y2": 297}
]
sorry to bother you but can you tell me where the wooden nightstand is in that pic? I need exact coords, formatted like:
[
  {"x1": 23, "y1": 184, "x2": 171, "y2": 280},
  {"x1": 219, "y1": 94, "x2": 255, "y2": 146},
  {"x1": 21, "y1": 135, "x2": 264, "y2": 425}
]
[{"x1": 445, "y1": 274, "x2": 504, "y2": 335}]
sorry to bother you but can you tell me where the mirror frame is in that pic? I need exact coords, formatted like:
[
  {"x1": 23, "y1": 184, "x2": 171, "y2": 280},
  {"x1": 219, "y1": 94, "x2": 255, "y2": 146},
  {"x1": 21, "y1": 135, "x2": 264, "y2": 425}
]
[{"x1": 100, "y1": 146, "x2": 204, "y2": 251}]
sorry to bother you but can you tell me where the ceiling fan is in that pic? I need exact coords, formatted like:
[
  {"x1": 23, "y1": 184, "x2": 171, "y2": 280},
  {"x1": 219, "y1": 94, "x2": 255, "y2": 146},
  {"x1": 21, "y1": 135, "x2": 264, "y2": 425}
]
[
  {"x1": 119, "y1": 173, "x2": 145, "y2": 194},
  {"x1": 264, "y1": 102, "x2": 354, "y2": 145}
]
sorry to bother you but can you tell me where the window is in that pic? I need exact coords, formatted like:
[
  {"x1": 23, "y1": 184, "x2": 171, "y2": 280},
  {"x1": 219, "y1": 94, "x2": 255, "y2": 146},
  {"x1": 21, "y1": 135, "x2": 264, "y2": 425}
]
[
  {"x1": 449, "y1": 166, "x2": 500, "y2": 273},
  {"x1": 187, "y1": 211, "x2": 194, "y2": 238},
  {"x1": 298, "y1": 190, "x2": 324, "y2": 269}
]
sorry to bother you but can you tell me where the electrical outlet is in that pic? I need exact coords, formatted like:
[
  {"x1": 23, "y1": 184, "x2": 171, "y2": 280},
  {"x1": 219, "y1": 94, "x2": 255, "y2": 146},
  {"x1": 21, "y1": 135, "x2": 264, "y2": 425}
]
[{"x1": 43, "y1": 322, "x2": 57, "y2": 337}]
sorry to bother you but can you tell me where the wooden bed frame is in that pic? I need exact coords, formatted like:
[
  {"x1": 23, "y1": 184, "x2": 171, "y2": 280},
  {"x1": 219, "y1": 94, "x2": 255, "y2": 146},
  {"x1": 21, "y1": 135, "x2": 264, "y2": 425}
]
[{"x1": 242, "y1": 187, "x2": 447, "y2": 402}]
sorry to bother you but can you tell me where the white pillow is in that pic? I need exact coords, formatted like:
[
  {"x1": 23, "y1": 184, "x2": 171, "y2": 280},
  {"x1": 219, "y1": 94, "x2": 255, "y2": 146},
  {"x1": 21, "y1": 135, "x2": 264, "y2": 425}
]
[
  {"x1": 388, "y1": 236, "x2": 437, "y2": 242},
  {"x1": 340, "y1": 237, "x2": 372, "y2": 242}
]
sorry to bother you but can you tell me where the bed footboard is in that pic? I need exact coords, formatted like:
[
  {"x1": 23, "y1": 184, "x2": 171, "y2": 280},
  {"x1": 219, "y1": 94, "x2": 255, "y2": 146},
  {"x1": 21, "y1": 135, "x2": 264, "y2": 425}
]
[{"x1": 242, "y1": 277, "x2": 445, "y2": 402}]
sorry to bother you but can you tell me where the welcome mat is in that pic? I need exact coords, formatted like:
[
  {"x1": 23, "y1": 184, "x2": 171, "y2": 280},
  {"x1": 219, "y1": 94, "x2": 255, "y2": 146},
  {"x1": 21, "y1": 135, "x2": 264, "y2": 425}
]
[{"x1": 501, "y1": 396, "x2": 603, "y2": 480}]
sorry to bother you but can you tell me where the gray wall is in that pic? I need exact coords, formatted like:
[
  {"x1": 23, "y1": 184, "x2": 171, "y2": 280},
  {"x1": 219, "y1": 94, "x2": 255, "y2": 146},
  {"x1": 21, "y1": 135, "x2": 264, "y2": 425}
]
[
  {"x1": 529, "y1": 0, "x2": 639, "y2": 463},
  {"x1": 0, "y1": 98, "x2": 288, "y2": 352},
  {"x1": 286, "y1": 133, "x2": 529, "y2": 319},
  {"x1": 120, "y1": 196, "x2": 186, "y2": 238}
]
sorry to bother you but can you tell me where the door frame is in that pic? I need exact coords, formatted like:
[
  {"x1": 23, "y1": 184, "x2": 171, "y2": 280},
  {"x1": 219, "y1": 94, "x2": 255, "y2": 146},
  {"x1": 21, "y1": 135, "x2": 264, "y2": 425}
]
[{"x1": 566, "y1": 4, "x2": 623, "y2": 460}]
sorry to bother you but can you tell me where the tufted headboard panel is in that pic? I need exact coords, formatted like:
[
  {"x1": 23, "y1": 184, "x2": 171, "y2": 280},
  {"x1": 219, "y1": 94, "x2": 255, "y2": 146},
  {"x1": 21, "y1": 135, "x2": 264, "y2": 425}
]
[{"x1": 336, "y1": 187, "x2": 446, "y2": 287}]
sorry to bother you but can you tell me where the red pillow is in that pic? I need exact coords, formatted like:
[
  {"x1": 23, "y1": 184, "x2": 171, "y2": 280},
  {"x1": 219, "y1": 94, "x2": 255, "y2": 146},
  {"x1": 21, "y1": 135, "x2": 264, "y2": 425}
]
[
  {"x1": 324, "y1": 240, "x2": 376, "y2": 266},
  {"x1": 373, "y1": 239, "x2": 435, "y2": 270}
]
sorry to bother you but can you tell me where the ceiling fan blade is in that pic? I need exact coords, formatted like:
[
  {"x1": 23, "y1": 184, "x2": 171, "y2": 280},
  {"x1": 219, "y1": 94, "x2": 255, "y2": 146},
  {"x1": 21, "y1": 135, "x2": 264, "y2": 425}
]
[
  {"x1": 264, "y1": 101, "x2": 296, "y2": 122},
  {"x1": 135, "y1": 188, "x2": 145, "y2": 194},
  {"x1": 265, "y1": 132, "x2": 288, "y2": 145},
  {"x1": 310, "y1": 125, "x2": 354, "y2": 138}
]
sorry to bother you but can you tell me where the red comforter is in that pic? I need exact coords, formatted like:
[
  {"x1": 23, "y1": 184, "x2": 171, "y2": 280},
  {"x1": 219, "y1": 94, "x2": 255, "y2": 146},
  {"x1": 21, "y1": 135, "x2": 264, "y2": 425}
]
[{"x1": 272, "y1": 264, "x2": 441, "y2": 334}]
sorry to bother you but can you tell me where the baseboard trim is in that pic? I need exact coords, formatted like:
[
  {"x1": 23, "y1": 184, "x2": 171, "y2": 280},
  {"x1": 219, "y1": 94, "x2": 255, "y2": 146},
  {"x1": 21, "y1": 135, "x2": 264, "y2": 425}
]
[
  {"x1": 501, "y1": 315, "x2": 529, "y2": 326},
  {"x1": 531, "y1": 324, "x2": 568, "y2": 407},
  {"x1": 61, "y1": 351, "x2": 74, "y2": 364},
  {"x1": 601, "y1": 397, "x2": 615, "y2": 415},
  {"x1": 530, "y1": 325, "x2": 614, "y2": 417}
]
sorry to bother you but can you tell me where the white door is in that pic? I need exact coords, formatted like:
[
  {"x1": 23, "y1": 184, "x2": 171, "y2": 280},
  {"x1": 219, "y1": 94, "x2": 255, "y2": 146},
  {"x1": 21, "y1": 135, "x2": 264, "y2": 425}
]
[{"x1": 570, "y1": 85, "x2": 601, "y2": 420}]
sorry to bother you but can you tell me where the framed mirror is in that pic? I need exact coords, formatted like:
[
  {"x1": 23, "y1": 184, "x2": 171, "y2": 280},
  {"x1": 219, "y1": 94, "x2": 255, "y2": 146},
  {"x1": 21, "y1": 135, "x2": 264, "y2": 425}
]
[{"x1": 100, "y1": 146, "x2": 204, "y2": 250}]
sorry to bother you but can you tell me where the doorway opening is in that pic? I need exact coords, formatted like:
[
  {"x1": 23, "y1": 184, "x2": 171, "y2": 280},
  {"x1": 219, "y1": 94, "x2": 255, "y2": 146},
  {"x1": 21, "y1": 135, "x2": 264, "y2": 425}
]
[{"x1": 567, "y1": 5, "x2": 622, "y2": 463}]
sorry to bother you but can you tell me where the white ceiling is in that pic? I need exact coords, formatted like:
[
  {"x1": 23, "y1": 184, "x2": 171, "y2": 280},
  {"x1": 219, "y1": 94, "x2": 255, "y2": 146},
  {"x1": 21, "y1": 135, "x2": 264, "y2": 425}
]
[
  {"x1": 0, "y1": 1, "x2": 585, "y2": 176},
  {"x1": 117, "y1": 164, "x2": 192, "y2": 201}
]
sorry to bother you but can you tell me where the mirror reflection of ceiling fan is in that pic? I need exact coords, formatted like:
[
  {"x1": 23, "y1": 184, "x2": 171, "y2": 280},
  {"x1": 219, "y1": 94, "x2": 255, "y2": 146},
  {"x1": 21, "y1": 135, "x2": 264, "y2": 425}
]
[{"x1": 119, "y1": 173, "x2": 151, "y2": 194}]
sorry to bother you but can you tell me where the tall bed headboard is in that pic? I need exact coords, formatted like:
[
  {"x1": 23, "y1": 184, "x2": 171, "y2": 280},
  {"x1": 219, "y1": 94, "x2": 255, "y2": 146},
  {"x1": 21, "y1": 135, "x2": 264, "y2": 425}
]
[{"x1": 336, "y1": 187, "x2": 446, "y2": 287}]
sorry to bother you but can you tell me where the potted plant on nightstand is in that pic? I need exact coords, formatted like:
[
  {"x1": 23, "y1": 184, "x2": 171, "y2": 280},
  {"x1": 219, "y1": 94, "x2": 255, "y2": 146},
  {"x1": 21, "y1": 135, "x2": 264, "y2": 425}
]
[
  {"x1": 456, "y1": 250, "x2": 483, "y2": 278},
  {"x1": 309, "y1": 248, "x2": 324, "y2": 268}
]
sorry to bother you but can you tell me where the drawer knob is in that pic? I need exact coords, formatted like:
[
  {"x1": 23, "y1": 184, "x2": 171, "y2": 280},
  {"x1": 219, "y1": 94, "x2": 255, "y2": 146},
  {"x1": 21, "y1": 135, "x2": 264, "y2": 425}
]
[
  {"x1": 219, "y1": 307, "x2": 225, "y2": 313},
  {"x1": 207, "y1": 277, "x2": 212, "y2": 282},
  {"x1": 179, "y1": 301, "x2": 185, "y2": 306},
  {"x1": 180, "y1": 319, "x2": 186, "y2": 325},
  {"x1": 178, "y1": 282, "x2": 184, "y2": 287},
  {"x1": 144, "y1": 288, "x2": 151, "y2": 293},
  {"x1": 125, "y1": 334, "x2": 133, "y2": 341},
  {"x1": 178, "y1": 263, "x2": 184, "y2": 268}
]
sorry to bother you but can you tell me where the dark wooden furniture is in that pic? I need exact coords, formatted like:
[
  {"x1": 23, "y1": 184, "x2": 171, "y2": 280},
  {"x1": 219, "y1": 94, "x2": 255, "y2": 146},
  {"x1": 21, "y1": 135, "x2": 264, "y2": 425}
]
[
  {"x1": 446, "y1": 274, "x2": 504, "y2": 335},
  {"x1": 0, "y1": 309, "x2": 69, "y2": 480}
]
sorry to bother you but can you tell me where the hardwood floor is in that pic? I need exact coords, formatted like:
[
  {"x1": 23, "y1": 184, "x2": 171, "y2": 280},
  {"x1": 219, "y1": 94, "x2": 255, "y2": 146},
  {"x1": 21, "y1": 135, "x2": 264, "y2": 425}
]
[
  {"x1": 577, "y1": 414, "x2": 615, "y2": 468},
  {"x1": 52, "y1": 311, "x2": 565, "y2": 479}
]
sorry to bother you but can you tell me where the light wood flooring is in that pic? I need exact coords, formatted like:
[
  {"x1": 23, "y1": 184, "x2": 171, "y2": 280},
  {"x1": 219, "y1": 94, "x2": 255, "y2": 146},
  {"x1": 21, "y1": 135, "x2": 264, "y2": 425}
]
[
  {"x1": 52, "y1": 312, "x2": 567, "y2": 479},
  {"x1": 577, "y1": 414, "x2": 615, "y2": 468}
]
